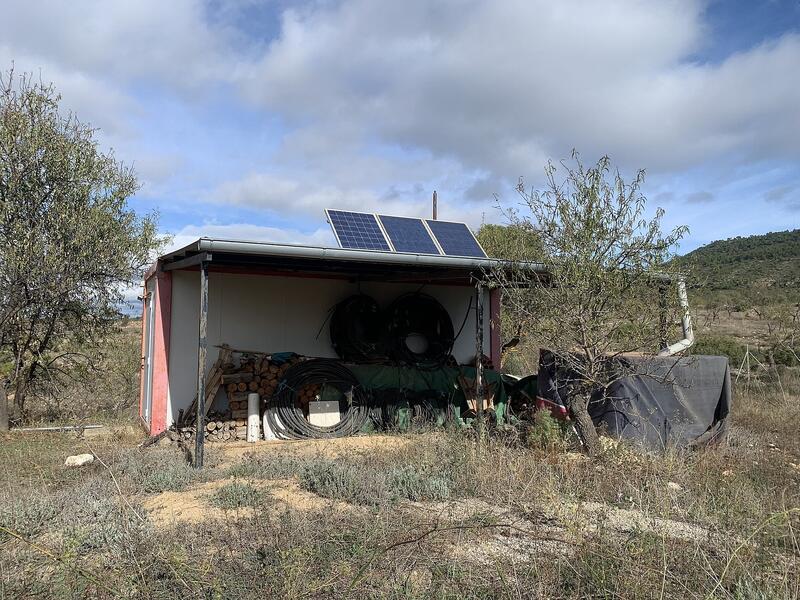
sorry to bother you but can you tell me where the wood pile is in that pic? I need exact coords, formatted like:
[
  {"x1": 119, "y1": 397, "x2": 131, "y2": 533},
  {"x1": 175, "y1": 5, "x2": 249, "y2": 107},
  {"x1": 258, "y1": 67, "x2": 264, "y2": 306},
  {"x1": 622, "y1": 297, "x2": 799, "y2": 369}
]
[
  {"x1": 296, "y1": 383, "x2": 322, "y2": 412},
  {"x1": 176, "y1": 419, "x2": 247, "y2": 442},
  {"x1": 175, "y1": 346, "x2": 306, "y2": 441}
]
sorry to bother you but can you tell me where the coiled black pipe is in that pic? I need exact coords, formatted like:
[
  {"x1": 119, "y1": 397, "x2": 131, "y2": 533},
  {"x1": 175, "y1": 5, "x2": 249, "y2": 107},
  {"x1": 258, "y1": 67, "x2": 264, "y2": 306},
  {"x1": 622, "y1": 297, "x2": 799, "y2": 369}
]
[
  {"x1": 265, "y1": 359, "x2": 370, "y2": 439},
  {"x1": 329, "y1": 294, "x2": 386, "y2": 363},
  {"x1": 385, "y1": 293, "x2": 455, "y2": 368}
]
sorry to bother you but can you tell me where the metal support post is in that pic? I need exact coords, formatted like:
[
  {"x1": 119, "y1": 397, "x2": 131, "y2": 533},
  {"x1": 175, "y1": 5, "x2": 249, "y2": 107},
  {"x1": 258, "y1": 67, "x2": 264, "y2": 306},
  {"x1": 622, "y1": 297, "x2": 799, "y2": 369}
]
[
  {"x1": 194, "y1": 261, "x2": 209, "y2": 468},
  {"x1": 475, "y1": 283, "x2": 485, "y2": 424}
]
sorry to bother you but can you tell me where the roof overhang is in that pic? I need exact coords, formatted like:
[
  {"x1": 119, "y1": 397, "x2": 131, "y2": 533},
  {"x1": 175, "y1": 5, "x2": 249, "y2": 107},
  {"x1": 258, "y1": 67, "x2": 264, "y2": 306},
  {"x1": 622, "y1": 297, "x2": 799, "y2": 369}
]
[{"x1": 154, "y1": 238, "x2": 547, "y2": 286}]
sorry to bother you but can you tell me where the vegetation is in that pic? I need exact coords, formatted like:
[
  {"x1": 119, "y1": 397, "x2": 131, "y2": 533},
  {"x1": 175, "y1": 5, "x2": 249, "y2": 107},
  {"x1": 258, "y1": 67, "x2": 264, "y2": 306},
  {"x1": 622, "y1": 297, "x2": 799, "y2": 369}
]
[
  {"x1": 0, "y1": 70, "x2": 163, "y2": 430},
  {"x1": 679, "y1": 229, "x2": 800, "y2": 309},
  {"x1": 490, "y1": 154, "x2": 687, "y2": 455},
  {"x1": 0, "y1": 375, "x2": 798, "y2": 598}
]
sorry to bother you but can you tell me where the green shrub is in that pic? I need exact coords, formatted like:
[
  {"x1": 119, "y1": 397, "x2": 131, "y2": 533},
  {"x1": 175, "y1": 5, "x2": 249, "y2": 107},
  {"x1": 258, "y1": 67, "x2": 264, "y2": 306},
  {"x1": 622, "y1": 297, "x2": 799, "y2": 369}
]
[
  {"x1": 0, "y1": 493, "x2": 61, "y2": 538},
  {"x1": 226, "y1": 453, "x2": 309, "y2": 480},
  {"x1": 209, "y1": 482, "x2": 265, "y2": 510},
  {"x1": 387, "y1": 465, "x2": 452, "y2": 502},
  {"x1": 690, "y1": 334, "x2": 750, "y2": 366},
  {"x1": 300, "y1": 460, "x2": 390, "y2": 506},
  {"x1": 120, "y1": 448, "x2": 200, "y2": 493},
  {"x1": 525, "y1": 410, "x2": 567, "y2": 450}
]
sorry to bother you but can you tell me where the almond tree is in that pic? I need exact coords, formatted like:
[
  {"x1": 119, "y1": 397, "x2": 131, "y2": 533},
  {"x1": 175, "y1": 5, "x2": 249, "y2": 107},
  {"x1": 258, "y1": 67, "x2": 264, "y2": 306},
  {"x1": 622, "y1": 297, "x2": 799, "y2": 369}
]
[
  {"x1": 491, "y1": 153, "x2": 688, "y2": 455},
  {"x1": 0, "y1": 70, "x2": 163, "y2": 429}
]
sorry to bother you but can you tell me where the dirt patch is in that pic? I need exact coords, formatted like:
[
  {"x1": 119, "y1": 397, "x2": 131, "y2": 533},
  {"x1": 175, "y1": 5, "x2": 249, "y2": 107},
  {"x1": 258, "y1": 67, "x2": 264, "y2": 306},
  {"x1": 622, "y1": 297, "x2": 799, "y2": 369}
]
[
  {"x1": 142, "y1": 477, "x2": 357, "y2": 526},
  {"x1": 141, "y1": 479, "x2": 265, "y2": 526},
  {"x1": 215, "y1": 433, "x2": 413, "y2": 466}
]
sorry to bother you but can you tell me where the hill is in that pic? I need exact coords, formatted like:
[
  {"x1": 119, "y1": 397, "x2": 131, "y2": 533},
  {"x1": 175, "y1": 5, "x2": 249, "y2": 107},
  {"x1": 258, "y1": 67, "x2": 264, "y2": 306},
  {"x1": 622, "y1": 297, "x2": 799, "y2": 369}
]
[{"x1": 679, "y1": 229, "x2": 800, "y2": 306}]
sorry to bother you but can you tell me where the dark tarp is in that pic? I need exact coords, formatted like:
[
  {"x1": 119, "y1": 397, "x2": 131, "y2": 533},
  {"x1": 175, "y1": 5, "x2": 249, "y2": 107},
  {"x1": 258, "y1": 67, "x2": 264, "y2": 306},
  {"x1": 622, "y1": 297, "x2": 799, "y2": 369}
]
[{"x1": 537, "y1": 351, "x2": 732, "y2": 450}]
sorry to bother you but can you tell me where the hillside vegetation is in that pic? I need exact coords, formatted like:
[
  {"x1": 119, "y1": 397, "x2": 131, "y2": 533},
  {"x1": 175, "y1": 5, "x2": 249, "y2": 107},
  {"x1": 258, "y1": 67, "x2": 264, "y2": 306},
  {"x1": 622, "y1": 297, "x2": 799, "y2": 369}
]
[{"x1": 680, "y1": 229, "x2": 800, "y2": 307}]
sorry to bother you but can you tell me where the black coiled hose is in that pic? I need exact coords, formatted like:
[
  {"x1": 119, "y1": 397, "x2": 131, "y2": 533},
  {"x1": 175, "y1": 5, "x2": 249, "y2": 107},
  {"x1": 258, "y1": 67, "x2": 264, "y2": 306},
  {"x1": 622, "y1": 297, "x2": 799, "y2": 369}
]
[
  {"x1": 265, "y1": 359, "x2": 370, "y2": 439},
  {"x1": 329, "y1": 295, "x2": 386, "y2": 362},
  {"x1": 385, "y1": 293, "x2": 455, "y2": 368}
]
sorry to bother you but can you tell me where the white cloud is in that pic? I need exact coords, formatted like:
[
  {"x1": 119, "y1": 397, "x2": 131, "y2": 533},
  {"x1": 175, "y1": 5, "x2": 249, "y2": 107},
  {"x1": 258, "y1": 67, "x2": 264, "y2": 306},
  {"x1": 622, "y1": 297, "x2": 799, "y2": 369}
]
[
  {"x1": 3, "y1": 0, "x2": 235, "y2": 90},
  {"x1": 167, "y1": 222, "x2": 335, "y2": 253},
  {"x1": 240, "y1": 0, "x2": 800, "y2": 179}
]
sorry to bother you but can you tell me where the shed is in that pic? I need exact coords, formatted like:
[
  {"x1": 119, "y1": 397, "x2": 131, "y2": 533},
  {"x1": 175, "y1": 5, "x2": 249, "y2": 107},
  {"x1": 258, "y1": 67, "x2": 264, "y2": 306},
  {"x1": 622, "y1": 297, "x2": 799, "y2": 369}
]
[{"x1": 138, "y1": 237, "x2": 543, "y2": 458}]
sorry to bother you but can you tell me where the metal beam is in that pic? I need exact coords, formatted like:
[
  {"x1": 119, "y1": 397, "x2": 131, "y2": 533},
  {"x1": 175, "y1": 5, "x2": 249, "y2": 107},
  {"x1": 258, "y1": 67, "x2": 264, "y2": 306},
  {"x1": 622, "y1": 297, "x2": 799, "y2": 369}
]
[
  {"x1": 162, "y1": 252, "x2": 212, "y2": 272},
  {"x1": 194, "y1": 260, "x2": 209, "y2": 468},
  {"x1": 475, "y1": 283, "x2": 485, "y2": 430}
]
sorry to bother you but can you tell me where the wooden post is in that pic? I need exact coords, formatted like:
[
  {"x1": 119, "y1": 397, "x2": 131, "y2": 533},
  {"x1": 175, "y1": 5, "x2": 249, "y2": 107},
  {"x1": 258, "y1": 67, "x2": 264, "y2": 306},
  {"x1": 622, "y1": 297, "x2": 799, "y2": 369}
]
[
  {"x1": 194, "y1": 261, "x2": 209, "y2": 468},
  {"x1": 658, "y1": 285, "x2": 668, "y2": 351},
  {"x1": 475, "y1": 283, "x2": 485, "y2": 427}
]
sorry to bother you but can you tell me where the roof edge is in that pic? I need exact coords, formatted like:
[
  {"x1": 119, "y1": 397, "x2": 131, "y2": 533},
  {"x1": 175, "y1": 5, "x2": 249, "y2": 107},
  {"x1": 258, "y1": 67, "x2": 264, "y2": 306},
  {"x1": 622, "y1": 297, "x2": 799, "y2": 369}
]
[{"x1": 160, "y1": 237, "x2": 547, "y2": 274}]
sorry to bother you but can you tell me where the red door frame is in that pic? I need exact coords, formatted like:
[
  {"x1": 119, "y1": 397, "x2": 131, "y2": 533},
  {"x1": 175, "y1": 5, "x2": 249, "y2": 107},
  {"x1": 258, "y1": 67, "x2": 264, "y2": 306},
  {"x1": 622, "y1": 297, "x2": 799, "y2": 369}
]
[{"x1": 139, "y1": 269, "x2": 172, "y2": 435}]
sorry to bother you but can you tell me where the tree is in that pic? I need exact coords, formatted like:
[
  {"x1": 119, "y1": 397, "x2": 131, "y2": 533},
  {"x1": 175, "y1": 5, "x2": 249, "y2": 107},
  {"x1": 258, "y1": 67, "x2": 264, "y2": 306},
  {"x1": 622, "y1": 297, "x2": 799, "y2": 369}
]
[
  {"x1": 0, "y1": 70, "x2": 163, "y2": 430},
  {"x1": 490, "y1": 153, "x2": 688, "y2": 455}
]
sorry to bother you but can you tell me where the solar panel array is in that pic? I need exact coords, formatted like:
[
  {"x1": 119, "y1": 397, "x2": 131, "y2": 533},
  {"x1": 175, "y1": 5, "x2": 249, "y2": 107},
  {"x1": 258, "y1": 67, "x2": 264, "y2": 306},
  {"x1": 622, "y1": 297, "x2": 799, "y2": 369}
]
[
  {"x1": 325, "y1": 209, "x2": 487, "y2": 258},
  {"x1": 379, "y1": 215, "x2": 441, "y2": 254},
  {"x1": 425, "y1": 220, "x2": 486, "y2": 258},
  {"x1": 326, "y1": 210, "x2": 391, "y2": 251}
]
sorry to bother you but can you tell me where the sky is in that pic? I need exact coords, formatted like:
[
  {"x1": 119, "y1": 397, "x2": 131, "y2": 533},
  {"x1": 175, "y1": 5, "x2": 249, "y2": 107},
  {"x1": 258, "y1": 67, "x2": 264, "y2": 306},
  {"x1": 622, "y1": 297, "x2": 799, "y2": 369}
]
[{"x1": 3, "y1": 0, "x2": 800, "y2": 255}]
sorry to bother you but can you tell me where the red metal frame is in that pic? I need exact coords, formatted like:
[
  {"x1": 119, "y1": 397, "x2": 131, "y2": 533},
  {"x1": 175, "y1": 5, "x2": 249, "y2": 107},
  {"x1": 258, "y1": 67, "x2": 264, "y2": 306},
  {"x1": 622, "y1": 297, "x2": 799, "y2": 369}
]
[{"x1": 139, "y1": 269, "x2": 172, "y2": 435}]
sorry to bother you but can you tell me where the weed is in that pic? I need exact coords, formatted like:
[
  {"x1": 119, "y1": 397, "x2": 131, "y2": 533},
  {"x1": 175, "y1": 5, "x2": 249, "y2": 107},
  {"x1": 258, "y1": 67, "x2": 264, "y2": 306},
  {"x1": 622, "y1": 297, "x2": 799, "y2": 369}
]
[
  {"x1": 119, "y1": 447, "x2": 201, "y2": 493},
  {"x1": 209, "y1": 482, "x2": 266, "y2": 510}
]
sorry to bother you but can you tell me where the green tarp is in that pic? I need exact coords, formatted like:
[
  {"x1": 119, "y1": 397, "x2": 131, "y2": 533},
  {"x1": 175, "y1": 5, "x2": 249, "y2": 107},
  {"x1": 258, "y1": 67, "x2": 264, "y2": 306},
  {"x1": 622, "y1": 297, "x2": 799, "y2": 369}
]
[{"x1": 347, "y1": 363, "x2": 508, "y2": 427}]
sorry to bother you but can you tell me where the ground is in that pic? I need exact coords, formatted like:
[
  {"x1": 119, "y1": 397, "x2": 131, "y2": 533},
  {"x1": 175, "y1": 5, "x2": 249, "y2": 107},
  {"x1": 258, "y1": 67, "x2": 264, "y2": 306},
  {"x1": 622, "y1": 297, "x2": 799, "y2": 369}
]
[{"x1": 1, "y1": 385, "x2": 798, "y2": 599}]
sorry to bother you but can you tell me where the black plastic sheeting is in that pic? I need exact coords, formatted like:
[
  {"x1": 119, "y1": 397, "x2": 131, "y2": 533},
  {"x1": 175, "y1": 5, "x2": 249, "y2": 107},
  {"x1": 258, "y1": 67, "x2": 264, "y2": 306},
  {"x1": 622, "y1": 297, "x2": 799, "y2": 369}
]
[{"x1": 537, "y1": 351, "x2": 732, "y2": 450}]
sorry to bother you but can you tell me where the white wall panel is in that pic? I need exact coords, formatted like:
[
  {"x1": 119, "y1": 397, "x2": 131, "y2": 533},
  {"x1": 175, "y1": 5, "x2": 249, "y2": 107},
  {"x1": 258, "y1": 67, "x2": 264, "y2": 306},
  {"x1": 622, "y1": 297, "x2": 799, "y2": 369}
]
[{"x1": 167, "y1": 271, "x2": 490, "y2": 425}]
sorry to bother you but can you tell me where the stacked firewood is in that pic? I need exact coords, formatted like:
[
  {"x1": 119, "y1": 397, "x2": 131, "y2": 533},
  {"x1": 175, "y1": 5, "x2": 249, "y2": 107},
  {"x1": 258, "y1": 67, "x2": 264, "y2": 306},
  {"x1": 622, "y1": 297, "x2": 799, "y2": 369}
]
[
  {"x1": 176, "y1": 418, "x2": 247, "y2": 442},
  {"x1": 296, "y1": 383, "x2": 322, "y2": 412},
  {"x1": 174, "y1": 348, "x2": 307, "y2": 443},
  {"x1": 222, "y1": 354, "x2": 304, "y2": 418}
]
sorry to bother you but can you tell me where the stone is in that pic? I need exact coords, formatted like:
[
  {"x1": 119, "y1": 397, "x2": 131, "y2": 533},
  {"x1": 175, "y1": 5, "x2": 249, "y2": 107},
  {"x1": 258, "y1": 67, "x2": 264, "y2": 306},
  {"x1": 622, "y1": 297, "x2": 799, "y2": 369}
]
[
  {"x1": 666, "y1": 481, "x2": 682, "y2": 491},
  {"x1": 64, "y1": 453, "x2": 94, "y2": 468}
]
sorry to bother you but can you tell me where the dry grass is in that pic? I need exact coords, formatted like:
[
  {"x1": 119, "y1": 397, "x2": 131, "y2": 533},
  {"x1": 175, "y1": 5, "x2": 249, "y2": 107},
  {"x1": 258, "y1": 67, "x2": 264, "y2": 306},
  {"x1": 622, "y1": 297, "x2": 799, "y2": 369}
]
[{"x1": 0, "y1": 378, "x2": 798, "y2": 599}]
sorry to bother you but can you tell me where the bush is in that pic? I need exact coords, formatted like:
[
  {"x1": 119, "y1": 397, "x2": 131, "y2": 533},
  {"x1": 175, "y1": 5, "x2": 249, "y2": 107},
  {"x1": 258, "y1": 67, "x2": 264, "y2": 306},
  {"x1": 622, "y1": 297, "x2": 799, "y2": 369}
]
[
  {"x1": 525, "y1": 410, "x2": 567, "y2": 450},
  {"x1": 226, "y1": 453, "x2": 309, "y2": 480},
  {"x1": 300, "y1": 460, "x2": 390, "y2": 506},
  {"x1": 119, "y1": 448, "x2": 201, "y2": 493},
  {"x1": 690, "y1": 334, "x2": 749, "y2": 366},
  {"x1": 209, "y1": 482, "x2": 265, "y2": 510}
]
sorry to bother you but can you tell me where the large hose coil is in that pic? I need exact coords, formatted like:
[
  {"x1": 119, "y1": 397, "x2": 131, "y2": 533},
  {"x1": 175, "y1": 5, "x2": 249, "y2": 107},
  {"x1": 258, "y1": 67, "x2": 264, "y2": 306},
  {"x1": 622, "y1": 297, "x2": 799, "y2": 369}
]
[
  {"x1": 265, "y1": 359, "x2": 370, "y2": 439},
  {"x1": 385, "y1": 293, "x2": 455, "y2": 368},
  {"x1": 329, "y1": 294, "x2": 386, "y2": 363}
]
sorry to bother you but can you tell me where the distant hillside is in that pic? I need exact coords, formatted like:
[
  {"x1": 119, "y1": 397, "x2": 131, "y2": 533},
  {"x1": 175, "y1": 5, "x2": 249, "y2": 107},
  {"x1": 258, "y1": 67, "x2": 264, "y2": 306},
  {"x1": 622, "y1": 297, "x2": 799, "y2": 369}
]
[{"x1": 679, "y1": 229, "x2": 800, "y2": 305}]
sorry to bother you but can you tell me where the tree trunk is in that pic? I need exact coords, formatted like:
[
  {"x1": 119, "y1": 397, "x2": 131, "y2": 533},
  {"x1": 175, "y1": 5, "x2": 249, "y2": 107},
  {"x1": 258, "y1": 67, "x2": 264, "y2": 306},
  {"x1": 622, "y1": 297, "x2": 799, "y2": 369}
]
[
  {"x1": 0, "y1": 382, "x2": 8, "y2": 432},
  {"x1": 13, "y1": 374, "x2": 26, "y2": 420},
  {"x1": 567, "y1": 396, "x2": 601, "y2": 456}
]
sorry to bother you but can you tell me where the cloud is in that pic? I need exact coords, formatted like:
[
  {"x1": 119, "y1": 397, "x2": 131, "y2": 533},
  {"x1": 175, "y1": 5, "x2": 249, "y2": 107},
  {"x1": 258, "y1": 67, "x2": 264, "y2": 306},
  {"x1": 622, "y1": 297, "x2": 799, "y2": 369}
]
[
  {"x1": 685, "y1": 191, "x2": 715, "y2": 204},
  {"x1": 167, "y1": 222, "x2": 335, "y2": 253},
  {"x1": 2, "y1": 0, "x2": 236, "y2": 90},
  {"x1": 764, "y1": 184, "x2": 799, "y2": 211},
  {"x1": 240, "y1": 0, "x2": 800, "y2": 180}
]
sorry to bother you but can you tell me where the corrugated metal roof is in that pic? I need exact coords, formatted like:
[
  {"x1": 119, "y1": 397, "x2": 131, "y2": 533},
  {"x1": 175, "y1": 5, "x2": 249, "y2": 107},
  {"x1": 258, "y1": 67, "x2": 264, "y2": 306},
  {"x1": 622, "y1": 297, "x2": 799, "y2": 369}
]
[{"x1": 160, "y1": 237, "x2": 547, "y2": 274}]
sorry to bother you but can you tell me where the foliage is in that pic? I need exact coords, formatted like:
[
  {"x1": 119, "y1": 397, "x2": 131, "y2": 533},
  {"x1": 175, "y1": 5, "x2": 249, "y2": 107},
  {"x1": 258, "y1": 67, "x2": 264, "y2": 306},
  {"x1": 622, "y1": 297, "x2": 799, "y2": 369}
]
[
  {"x1": 490, "y1": 153, "x2": 688, "y2": 454},
  {"x1": 209, "y1": 482, "x2": 265, "y2": 510},
  {"x1": 680, "y1": 229, "x2": 800, "y2": 301},
  {"x1": 0, "y1": 70, "x2": 164, "y2": 428},
  {"x1": 690, "y1": 334, "x2": 749, "y2": 366},
  {"x1": 476, "y1": 222, "x2": 545, "y2": 262},
  {"x1": 524, "y1": 409, "x2": 568, "y2": 451}
]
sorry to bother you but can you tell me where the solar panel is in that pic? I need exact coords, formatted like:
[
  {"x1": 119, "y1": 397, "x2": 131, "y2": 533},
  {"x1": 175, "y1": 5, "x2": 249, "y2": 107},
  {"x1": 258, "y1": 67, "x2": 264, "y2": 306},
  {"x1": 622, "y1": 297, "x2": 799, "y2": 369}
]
[
  {"x1": 425, "y1": 220, "x2": 487, "y2": 258},
  {"x1": 378, "y1": 215, "x2": 441, "y2": 254},
  {"x1": 326, "y1": 210, "x2": 391, "y2": 251}
]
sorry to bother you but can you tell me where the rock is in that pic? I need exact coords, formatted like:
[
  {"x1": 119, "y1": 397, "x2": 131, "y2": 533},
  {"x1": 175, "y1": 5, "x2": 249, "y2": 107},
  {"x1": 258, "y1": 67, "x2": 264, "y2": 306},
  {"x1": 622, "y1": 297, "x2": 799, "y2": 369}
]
[
  {"x1": 722, "y1": 469, "x2": 734, "y2": 477},
  {"x1": 65, "y1": 453, "x2": 94, "y2": 468},
  {"x1": 666, "y1": 481, "x2": 682, "y2": 492}
]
